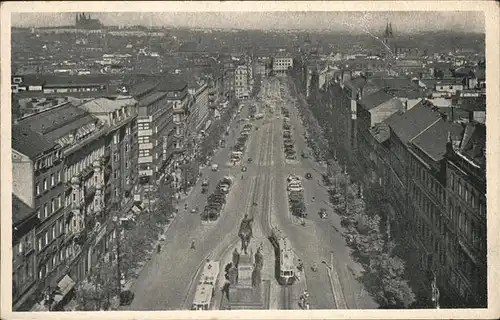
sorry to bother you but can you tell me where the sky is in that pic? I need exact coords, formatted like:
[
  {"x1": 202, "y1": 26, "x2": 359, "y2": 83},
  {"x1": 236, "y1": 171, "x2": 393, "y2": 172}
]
[{"x1": 11, "y1": 11, "x2": 485, "y2": 34}]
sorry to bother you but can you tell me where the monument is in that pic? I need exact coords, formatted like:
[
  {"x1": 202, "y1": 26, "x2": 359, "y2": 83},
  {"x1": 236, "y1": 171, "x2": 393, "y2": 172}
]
[
  {"x1": 238, "y1": 214, "x2": 253, "y2": 255},
  {"x1": 222, "y1": 216, "x2": 270, "y2": 309}
]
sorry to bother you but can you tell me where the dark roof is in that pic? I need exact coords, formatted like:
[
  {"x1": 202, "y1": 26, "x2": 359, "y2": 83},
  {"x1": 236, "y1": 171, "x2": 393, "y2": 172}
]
[
  {"x1": 13, "y1": 90, "x2": 120, "y2": 100},
  {"x1": 411, "y1": 119, "x2": 463, "y2": 162},
  {"x1": 369, "y1": 77, "x2": 421, "y2": 92},
  {"x1": 138, "y1": 91, "x2": 168, "y2": 107},
  {"x1": 17, "y1": 104, "x2": 95, "y2": 142},
  {"x1": 12, "y1": 195, "x2": 40, "y2": 242},
  {"x1": 12, "y1": 123, "x2": 57, "y2": 158},
  {"x1": 460, "y1": 122, "x2": 486, "y2": 166},
  {"x1": 16, "y1": 74, "x2": 124, "y2": 86},
  {"x1": 12, "y1": 194, "x2": 34, "y2": 225},
  {"x1": 358, "y1": 90, "x2": 394, "y2": 110},
  {"x1": 344, "y1": 76, "x2": 367, "y2": 90},
  {"x1": 458, "y1": 97, "x2": 486, "y2": 112},
  {"x1": 129, "y1": 79, "x2": 159, "y2": 97},
  {"x1": 385, "y1": 100, "x2": 443, "y2": 144},
  {"x1": 427, "y1": 62, "x2": 453, "y2": 69},
  {"x1": 156, "y1": 75, "x2": 187, "y2": 92}
]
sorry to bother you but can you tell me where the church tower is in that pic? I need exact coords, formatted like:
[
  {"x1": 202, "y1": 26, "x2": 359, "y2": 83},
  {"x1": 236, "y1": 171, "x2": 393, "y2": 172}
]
[{"x1": 383, "y1": 22, "x2": 394, "y2": 47}]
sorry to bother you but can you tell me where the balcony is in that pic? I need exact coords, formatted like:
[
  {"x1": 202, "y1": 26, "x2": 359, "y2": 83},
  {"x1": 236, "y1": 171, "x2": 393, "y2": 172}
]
[{"x1": 79, "y1": 166, "x2": 95, "y2": 181}]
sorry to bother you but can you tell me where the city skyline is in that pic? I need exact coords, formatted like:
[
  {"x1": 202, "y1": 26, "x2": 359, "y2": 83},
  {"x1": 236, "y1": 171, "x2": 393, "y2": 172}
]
[{"x1": 12, "y1": 11, "x2": 485, "y2": 34}]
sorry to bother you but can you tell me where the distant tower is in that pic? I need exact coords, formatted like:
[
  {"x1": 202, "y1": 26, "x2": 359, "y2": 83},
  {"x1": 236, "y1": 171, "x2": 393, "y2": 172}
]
[
  {"x1": 303, "y1": 34, "x2": 312, "y2": 55},
  {"x1": 382, "y1": 21, "x2": 396, "y2": 73},
  {"x1": 383, "y1": 22, "x2": 394, "y2": 48}
]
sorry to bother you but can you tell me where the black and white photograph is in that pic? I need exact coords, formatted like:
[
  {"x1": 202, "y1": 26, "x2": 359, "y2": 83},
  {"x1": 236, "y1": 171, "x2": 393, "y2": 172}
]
[{"x1": 2, "y1": 1, "x2": 499, "y2": 319}]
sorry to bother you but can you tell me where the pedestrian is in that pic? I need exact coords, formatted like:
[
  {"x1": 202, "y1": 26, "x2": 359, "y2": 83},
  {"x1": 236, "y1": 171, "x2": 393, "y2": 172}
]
[{"x1": 191, "y1": 240, "x2": 196, "y2": 250}]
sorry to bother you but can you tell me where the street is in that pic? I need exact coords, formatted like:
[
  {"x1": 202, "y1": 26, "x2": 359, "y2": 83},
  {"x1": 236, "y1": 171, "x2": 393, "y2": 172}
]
[{"x1": 123, "y1": 75, "x2": 377, "y2": 310}]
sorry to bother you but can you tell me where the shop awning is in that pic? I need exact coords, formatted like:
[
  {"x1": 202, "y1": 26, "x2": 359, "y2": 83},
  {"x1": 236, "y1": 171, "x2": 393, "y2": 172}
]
[{"x1": 53, "y1": 275, "x2": 76, "y2": 303}]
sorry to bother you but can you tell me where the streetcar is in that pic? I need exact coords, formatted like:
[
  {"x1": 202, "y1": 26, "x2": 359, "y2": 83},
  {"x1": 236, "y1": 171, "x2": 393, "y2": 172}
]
[
  {"x1": 270, "y1": 227, "x2": 296, "y2": 285},
  {"x1": 191, "y1": 260, "x2": 220, "y2": 310}
]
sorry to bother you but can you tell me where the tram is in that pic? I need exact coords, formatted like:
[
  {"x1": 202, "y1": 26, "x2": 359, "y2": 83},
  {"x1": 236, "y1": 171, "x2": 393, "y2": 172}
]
[
  {"x1": 270, "y1": 227, "x2": 296, "y2": 285},
  {"x1": 191, "y1": 260, "x2": 220, "y2": 310}
]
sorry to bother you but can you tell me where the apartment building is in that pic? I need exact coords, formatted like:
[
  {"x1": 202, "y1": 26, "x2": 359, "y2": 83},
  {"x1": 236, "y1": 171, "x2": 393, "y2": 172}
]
[
  {"x1": 132, "y1": 82, "x2": 171, "y2": 208},
  {"x1": 223, "y1": 61, "x2": 235, "y2": 100},
  {"x1": 14, "y1": 103, "x2": 105, "y2": 310},
  {"x1": 12, "y1": 97, "x2": 140, "y2": 310},
  {"x1": 235, "y1": 63, "x2": 250, "y2": 100},
  {"x1": 444, "y1": 122, "x2": 486, "y2": 307},
  {"x1": 78, "y1": 96, "x2": 140, "y2": 219},
  {"x1": 272, "y1": 52, "x2": 293, "y2": 73},
  {"x1": 12, "y1": 125, "x2": 60, "y2": 310},
  {"x1": 157, "y1": 78, "x2": 191, "y2": 194}
]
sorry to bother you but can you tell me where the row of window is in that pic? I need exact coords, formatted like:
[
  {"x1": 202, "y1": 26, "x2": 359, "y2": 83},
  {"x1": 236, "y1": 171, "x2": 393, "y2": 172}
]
[
  {"x1": 37, "y1": 217, "x2": 65, "y2": 252},
  {"x1": 34, "y1": 150, "x2": 62, "y2": 171},
  {"x1": 449, "y1": 199, "x2": 484, "y2": 253},
  {"x1": 13, "y1": 255, "x2": 35, "y2": 294},
  {"x1": 65, "y1": 147, "x2": 104, "y2": 183},
  {"x1": 449, "y1": 171, "x2": 483, "y2": 212},
  {"x1": 36, "y1": 192, "x2": 63, "y2": 221},
  {"x1": 35, "y1": 170, "x2": 62, "y2": 196},
  {"x1": 38, "y1": 244, "x2": 75, "y2": 281}
]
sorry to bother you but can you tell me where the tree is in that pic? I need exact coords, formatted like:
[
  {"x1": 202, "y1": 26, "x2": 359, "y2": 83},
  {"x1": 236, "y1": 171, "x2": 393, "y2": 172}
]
[
  {"x1": 363, "y1": 253, "x2": 416, "y2": 308},
  {"x1": 74, "y1": 280, "x2": 103, "y2": 311},
  {"x1": 95, "y1": 261, "x2": 119, "y2": 310}
]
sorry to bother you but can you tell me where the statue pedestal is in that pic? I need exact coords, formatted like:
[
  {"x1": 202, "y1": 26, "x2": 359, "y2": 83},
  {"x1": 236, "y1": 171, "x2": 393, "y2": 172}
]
[
  {"x1": 223, "y1": 251, "x2": 269, "y2": 309},
  {"x1": 237, "y1": 254, "x2": 253, "y2": 288}
]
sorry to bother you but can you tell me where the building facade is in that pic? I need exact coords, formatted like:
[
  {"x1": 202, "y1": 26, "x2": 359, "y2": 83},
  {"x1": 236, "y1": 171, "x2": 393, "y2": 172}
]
[
  {"x1": 12, "y1": 96, "x2": 140, "y2": 310},
  {"x1": 273, "y1": 53, "x2": 293, "y2": 73}
]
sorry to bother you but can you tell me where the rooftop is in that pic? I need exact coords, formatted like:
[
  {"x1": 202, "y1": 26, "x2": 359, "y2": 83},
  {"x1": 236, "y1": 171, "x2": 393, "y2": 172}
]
[
  {"x1": 15, "y1": 74, "x2": 124, "y2": 87},
  {"x1": 138, "y1": 91, "x2": 168, "y2": 107},
  {"x1": 411, "y1": 119, "x2": 463, "y2": 162},
  {"x1": 17, "y1": 103, "x2": 96, "y2": 142},
  {"x1": 79, "y1": 97, "x2": 137, "y2": 114},
  {"x1": 358, "y1": 89, "x2": 394, "y2": 110},
  {"x1": 156, "y1": 75, "x2": 188, "y2": 92},
  {"x1": 457, "y1": 97, "x2": 486, "y2": 112},
  {"x1": 12, "y1": 194, "x2": 34, "y2": 226},
  {"x1": 344, "y1": 76, "x2": 367, "y2": 90},
  {"x1": 12, "y1": 123, "x2": 57, "y2": 159},
  {"x1": 385, "y1": 100, "x2": 443, "y2": 144},
  {"x1": 369, "y1": 122, "x2": 391, "y2": 143},
  {"x1": 459, "y1": 121, "x2": 486, "y2": 167}
]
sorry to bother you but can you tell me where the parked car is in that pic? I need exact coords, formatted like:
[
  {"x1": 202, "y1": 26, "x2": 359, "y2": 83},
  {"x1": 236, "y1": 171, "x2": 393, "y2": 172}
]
[
  {"x1": 319, "y1": 208, "x2": 328, "y2": 219},
  {"x1": 305, "y1": 173, "x2": 312, "y2": 180},
  {"x1": 287, "y1": 175, "x2": 301, "y2": 182}
]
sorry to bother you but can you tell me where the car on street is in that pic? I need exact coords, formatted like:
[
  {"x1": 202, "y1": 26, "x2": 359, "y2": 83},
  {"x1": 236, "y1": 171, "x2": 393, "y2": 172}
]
[
  {"x1": 241, "y1": 166, "x2": 247, "y2": 172},
  {"x1": 247, "y1": 158, "x2": 252, "y2": 163},
  {"x1": 305, "y1": 172, "x2": 312, "y2": 180},
  {"x1": 211, "y1": 164, "x2": 219, "y2": 171},
  {"x1": 319, "y1": 208, "x2": 328, "y2": 219},
  {"x1": 287, "y1": 175, "x2": 301, "y2": 182}
]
